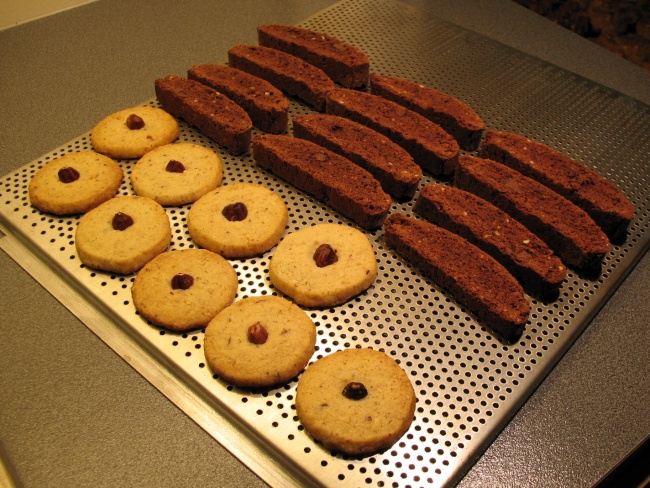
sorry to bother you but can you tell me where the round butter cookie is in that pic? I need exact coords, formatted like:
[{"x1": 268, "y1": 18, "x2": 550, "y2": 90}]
[
  {"x1": 204, "y1": 296, "x2": 316, "y2": 388},
  {"x1": 91, "y1": 106, "x2": 179, "y2": 159},
  {"x1": 187, "y1": 183, "x2": 287, "y2": 258},
  {"x1": 295, "y1": 348, "x2": 416, "y2": 455},
  {"x1": 75, "y1": 195, "x2": 171, "y2": 274},
  {"x1": 130, "y1": 143, "x2": 223, "y2": 206},
  {"x1": 269, "y1": 224, "x2": 377, "y2": 308},
  {"x1": 131, "y1": 249, "x2": 237, "y2": 331},
  {"x1": 29, "y1": 151, "x2": 123, "y2": 215}
]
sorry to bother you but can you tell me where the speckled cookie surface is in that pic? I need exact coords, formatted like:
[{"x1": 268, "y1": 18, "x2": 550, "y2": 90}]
[
  {"x1": 131, "y1": 249, "x2": 237, "y2": 331},
  {"x1": 29, "y1": 151, "x2": 123, "y2": 215},
  {"x1": 204, "y1": 295, "x2": 316, "y2": 387},
  {"x1": 75, "y1": 195, "x2": 171, "y2": 274},
  {"x1": 268, "y1": 224, "x2": 378, "y2": 307},
  {"x1": 295, "y1": 348, "x2": 416, "y2": 455},
  {"x1": 130, "y1": 143, "x2": 223, "y2": 206},
  {"x1": 187, "y1": 183, "x2": 287, "y2": 258},
  {"x1": 91, "y1": 106, "x2": 179, "y2": 159}
]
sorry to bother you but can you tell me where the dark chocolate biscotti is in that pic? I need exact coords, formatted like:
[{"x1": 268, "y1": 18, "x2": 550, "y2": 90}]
[
  {"x1": 384, "y1": 213, "x2": 530, "y2": 341},
  {"x1": 252, "y1": 135, "x2": 392, "y2": 229},
  {"x1": 454, "y1": 155, "x2": 610, "y2": 270},
  {"x1": 257, "y1": 24, "x2": 369, "y2": 89},
  {"x1": 479, "y1": 130, "x2": 634, "y2": 242},
  {"x1": 155, "y1": 75, "x2": 252, "y2": 155},
  {"x1": 228, "y1": 45, "x2": 335, "y2": 112},
  {"x1": 415, "y1": 184, "x2": 566, "y2": 299},
  {"x1": 326, "y1": 88, "x2": 459, "y2": 176},
  {"x1": 188, "y1": 64, "x2": 289, "y2": 134},
  {"x1": 370, "y1": 74, "x2": 485, "y2": 151},
  {"x1": 292, "y1": 114, "x2": 422, "y2": 200}
]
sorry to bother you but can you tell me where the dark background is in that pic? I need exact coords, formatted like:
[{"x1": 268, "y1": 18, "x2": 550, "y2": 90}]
[{"x1": 513, "y1": 0, "x2": 650, "y2": 70}]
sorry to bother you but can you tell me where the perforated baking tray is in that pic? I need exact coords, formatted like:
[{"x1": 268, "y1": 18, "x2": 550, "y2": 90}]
[{"x1": 1, "y1": 0, "x2": 649, "y2": 487}]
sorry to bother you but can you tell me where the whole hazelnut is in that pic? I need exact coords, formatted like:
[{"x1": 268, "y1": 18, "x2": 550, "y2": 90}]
[
  {"x1": 171, "y1": 273, "x2": 194, "y2": 290},
  {"x1": 342, "y1": 382, "x2": 368, "y2": 400},
  {"x1": 112, "y1": 212, "x2": 134, "y2": 231},
  {"x1": 126, "y1": 113, "x2": 145, "y2": 130},
  {"x1": 58, "y1": 167, "x2": 80, "y2": 183},
  {"x1": 166, "y1": 160, "x2": 185, "y2": 173},
  {"x1": 247, "y1": 322, "x2": 268, "y2": 345},
  {"x1": 313, "y1": 243, "x2": 338, "y2": 267},
  {"x1": 222, "y1": 202, "x2": 248, "y2": 222}
]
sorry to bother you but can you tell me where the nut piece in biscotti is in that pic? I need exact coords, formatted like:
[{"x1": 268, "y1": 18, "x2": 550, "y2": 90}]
[
  {"x1": 29, "y1": 151, "x2": 123, "y2": 215},
  {"x1": 91, "y1": 106, "x2": 179, "y2": 159},
  {"x1": 130, "y1": 143, "x2": 223, "y2": 206},
  {"x1": 131, "y1": 249, "x2": 237, "y2": 332},
  {"x1": 75, "y1": 195, "x2": 171, "y2": 275},
  {"x1": 204, "y1": 296, "x2": 316, "y2": 388},
  {"x1": 370, "y1": 74, "x2": 485, "y2": 151},
  {"x1": 228, "y1": 45, "x2": 335, "y2": 112},
  {"x1": 188, "y1": 64, "x2": 289, "y2": 134},
  {"x1": 252, "y1": 135, "x2": 392, "y2": 230},
  {"x1": 257, "y1": 24, "x2": 370, "y2": 89},
  {"x1": 188, "y1": 183, "x2": 288, "y2": 259},
  {"x1": 292, "y1": 114, "x2": 422, "y2": 200},
  {"x1": 269, "y1": 224, "x2": 378, "y2": 308},
  {"x1": 295, "y1": 348, "x2": 416, "y2": 455},
  {"x1": 415, "y1": 184, "x2": 566, "y2": 299},
  {"x1": 384, "y1": 213, "x2": 530, "y2": 341},
  {"x1": 154, "y1": 75, "x2": 252, "y2": 155},
  {"x1": 326, "y1": 88, "x2": 459, "y2": 176},
  {"x1": 479, "y1": 130, "x2": 634, "y2": 242},
  {"x1": 454, "y1": 155, "x2": 610, "y2": 270}
]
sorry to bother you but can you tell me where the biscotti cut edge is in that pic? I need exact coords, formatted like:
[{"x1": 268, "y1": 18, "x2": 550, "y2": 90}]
[
  {"x1": 188, "y1": 64, "x2": 289, "y2": 134},
  {"x1": 370, "y1": 74, "x2": 485, "y2": 151},
  {"x1": 325, "y1": 88, "x2": 460, "y2": 176},
  {"x1": 454, "y1": 155, "x2": 610, "y2": 270},
  {"x1": 479, "y1": 129, "x2": 634, "y2": 242},
  {"x1": 228, "y1": 44, "x2": 335, "y2": 112},
  {"x1": 252, "y1": 134, "x2": 392, "y2": 230},
  {"x1": 384, "y1": 213, "x2": 530, "y2": 341},
  {"x1": 292, "y1": 114, "x2": 422, "y2": 200},
  {"x1": 415, "y1": 183, "x2": 566, "y2": 299},
  {"x1": 154, "y1": 75, "x2": 252, "y2": 156},
  {"x1": 257, "y1": 24, "x2": 370, "y2": 89}
]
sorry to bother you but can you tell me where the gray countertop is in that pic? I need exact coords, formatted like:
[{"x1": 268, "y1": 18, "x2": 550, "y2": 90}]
[{"x1": 1, "y1": 1, "x2": 649, "y2": 487}]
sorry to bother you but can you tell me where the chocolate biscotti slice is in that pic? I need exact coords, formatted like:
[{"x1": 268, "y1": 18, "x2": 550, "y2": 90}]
[
  {"x1": 228, "y1": 45, "x2": 335, "y2": 112},
  {"x1": 155, "y1": 75, "x2": 252, "y2": 155},
  {"x1": 292, "y1": 114, "x2": 422, "y2": 200},
  {"x1": 252, "y1": 135, "x2": 391, "y2": 229},
  {"x1": 455, "y1": 155, "x2": 610, "y2": 270},
  {"x1": 257, "y1": 24, "x2": 370, "y2": 89},
  {"x1": 479, "y1": 130, "x2": 634, "y2": 242},
  {"x1": 415, "y1": 184, "x2": 566, "y2": 299},
  {"x1": 188, "y1": 64, "x2": 289, "y2": 134},
  {"x1": 384, "y1": 213, "x2": 530, "y2": 341},
  {"x1": 326, "y1": 88, "x2": 459, "y2": 176},
  {"x1": 370, "y1": 74, "x2": 485, "y2": 151}
]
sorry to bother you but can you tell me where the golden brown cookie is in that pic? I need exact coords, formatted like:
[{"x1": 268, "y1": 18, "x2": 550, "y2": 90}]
[
  {"x1": 295, "y1": 348, "x2": 416, "y2": 455},
  {"x1": 268, "y1": 224, "x2": 378, "y2": 308},
  {"x1": 187, "y1": 183, "x2": 287, "y2": 258},
  {"x1": 28, "y1": 151, "x2": 123, "y2": 215},
  {"x1": 75, "y1": 195, "x2": 171, "y2": 274},
  {"x1": 130, "y1": 143, "x2": 223, "y2": 206},
  {"x1": 204, "y1": 295, "x2": 316, "y2": 388},
  {"x1": 91, "y1": 106, "x2": 179, "y2": 159},
  {"x1": 131, "y1": 249, "x2": 237, "y2": 331}
]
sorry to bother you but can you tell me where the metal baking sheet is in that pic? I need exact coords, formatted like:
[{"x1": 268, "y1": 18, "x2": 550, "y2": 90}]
[{"x1": 1, "y1": 0, "x2": 649, "y2": 486}]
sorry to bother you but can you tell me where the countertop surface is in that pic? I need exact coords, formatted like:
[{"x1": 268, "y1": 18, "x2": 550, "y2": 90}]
[{"x1": 1, "y1": 1, "x2": 649, "y2": 487}]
